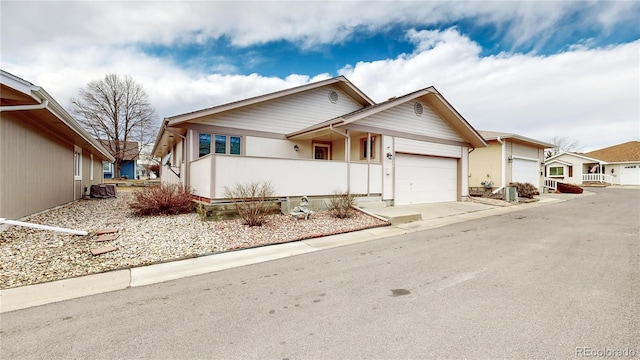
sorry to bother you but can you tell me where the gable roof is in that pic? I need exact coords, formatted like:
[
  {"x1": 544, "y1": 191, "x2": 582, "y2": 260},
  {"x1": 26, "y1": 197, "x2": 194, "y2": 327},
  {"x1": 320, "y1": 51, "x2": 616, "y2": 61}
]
[
  {"x1": 545, "y1": 151, "x2": 603, "y2": 164},
  {"x1": 479, "y1": 130, "x2": 554, "y2": 149},
  {"x1": 0, "y1": 69, "x2": 115, "y2": 162},
  {"x1": 583, "y1": 141, "x2": 640, "y2": 162},
  {"x1": 288, "y1": 86, "x2": 487, "y2": 148},
  {"x1": 166, "y1": 76, "x2": 374, "y2": 126},
  {"x1": 98, "y1": 140, "x2": 140, "y2": 161}
]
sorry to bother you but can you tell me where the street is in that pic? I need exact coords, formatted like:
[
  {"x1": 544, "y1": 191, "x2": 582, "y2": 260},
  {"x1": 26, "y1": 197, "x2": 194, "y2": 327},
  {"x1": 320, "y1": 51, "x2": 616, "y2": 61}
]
[{"x1": 1, "y1": 187, "x2": 638, "y2": 359}]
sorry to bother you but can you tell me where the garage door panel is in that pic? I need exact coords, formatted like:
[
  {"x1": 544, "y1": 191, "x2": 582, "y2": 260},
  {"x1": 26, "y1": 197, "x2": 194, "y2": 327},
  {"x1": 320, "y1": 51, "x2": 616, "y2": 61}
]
[
  {"x1": 621, "y1": 165, "x2": 640, "y2": 185},
  {"x1": 395, "y1": 154, "x2": 457, "y2": 205},
  {"x1": 512, "y1": 158, "x2": 539, "y2": 188}
]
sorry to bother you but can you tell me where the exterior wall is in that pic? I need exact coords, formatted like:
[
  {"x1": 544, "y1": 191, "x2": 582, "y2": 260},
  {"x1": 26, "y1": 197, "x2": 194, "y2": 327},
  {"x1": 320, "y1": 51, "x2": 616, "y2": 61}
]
[
  {"x1": 0, "y1": 111, "x2": 74, "y2": 219},
  {"x1": 119, "y1": 161, "x2": 136, "y2": 179},
  {"x1": 193, "y1": 85, "x2": 363, "y2": 134},
  {"x1": 161, "y1": 140, "x2": 183, "y2": 185},
  {"x1": 394, "y1": 137, "x2": 462, "y2": 158},
  {"x1": 545, "y1": 154, "x2": 589, "y2": 185},
  {"x1": 357, "y1": 100, "x2": 464, "y2": 142},
  {"x1": 468, "y1": 142, "x2": 502, "y2": 188}
]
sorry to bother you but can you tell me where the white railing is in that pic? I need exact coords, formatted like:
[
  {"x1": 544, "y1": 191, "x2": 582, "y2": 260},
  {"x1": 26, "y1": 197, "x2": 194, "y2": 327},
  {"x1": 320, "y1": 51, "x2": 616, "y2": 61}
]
[
  {"x1": 544, "y1": 178, "x2": 558, "y2": 190},
  {"x1": 582, "y1": 174, "x2": 613, "y2": 184}
]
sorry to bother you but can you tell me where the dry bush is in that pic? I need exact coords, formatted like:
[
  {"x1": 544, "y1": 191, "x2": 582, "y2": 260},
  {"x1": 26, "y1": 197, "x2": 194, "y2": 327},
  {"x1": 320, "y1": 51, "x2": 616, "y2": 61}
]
[
  {"x1": 326, "y1": 190, "x2": 356, "y2": 219},
  {"x1": 129, "y1": 183, "x2": 195, "y2": 216},
  {"x1": 557, "y1": 182, "x2": 584, "y2": 194},
  {"x1": 509, "y1": 182, "x2": 540, "y2": 199},
  {"x1": 224, "y1": 181, "x2": 275, "y2": 226}
]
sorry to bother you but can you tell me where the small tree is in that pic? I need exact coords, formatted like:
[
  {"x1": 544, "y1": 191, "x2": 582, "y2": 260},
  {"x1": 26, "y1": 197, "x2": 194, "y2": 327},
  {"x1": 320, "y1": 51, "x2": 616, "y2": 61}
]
[
  {"x1": 545, "y1": 136, "x2": 584, "y2": 158},
  {"x1": 71, "y1": 74, "x2": 158, "y2": 178},
  {"x1": 224, "y1": 181, "x2": 275, "y2": 226},
  {"x1": 326, "y1": 189, "x2": 356, "y2": 219}
]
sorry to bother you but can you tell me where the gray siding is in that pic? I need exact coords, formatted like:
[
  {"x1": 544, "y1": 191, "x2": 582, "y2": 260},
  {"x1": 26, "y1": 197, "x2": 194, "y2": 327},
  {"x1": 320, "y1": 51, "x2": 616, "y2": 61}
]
[
  {"x1": 193, "y1": 85, "x2": 363, "y2": 134},
  {"x1": 357, "y1": 101, "x2": 464, "y2": 142},
  {"x1": 1, "y1": 112, "x2": 74, "y2": 219}
]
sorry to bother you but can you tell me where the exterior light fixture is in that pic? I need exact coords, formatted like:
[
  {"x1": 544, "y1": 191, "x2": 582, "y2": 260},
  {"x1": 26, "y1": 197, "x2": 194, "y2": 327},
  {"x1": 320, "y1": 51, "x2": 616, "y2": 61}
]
[
  {"x1": 508, "y1": 156, "x2": 513, "y2": 163},
  {"x1": 294, "y1": 145, "x2": 299, "y2": 151},
  {"x1": 386, "y1": 152, "x2": 393, "y2": 160}
]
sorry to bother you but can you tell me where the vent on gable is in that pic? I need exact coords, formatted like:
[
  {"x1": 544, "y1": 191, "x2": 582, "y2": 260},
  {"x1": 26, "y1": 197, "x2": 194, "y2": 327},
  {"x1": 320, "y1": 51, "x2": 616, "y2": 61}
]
[
  {"x1": 414, "y1": 102, "x2": 424, "y2": 116},
  {"x1": 329, "y1": 90, "x2": 339, "y2": 103}
]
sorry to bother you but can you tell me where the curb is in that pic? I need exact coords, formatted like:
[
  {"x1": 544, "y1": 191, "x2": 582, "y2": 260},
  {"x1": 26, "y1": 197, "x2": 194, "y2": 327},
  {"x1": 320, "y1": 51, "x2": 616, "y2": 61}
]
[{"x1": 0, "y1": 193, "x2": 587, "y2": 313}]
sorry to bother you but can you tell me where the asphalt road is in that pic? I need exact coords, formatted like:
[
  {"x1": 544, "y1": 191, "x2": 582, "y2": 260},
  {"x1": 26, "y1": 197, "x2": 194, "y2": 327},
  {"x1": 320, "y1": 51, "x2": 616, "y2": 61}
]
[{"x1": 1, "y1": 188, "x2": 638, "y2": 359}]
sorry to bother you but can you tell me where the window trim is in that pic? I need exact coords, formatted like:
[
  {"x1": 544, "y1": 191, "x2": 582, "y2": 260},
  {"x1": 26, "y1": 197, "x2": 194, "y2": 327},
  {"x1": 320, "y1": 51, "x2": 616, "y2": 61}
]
[
  {"x1": 198, "y1": 132, "x2": 243, "y2": 157},
  {"x1": 360, "y1": 136, "x2": 376, "y2": 160},
  {"x1": 74, "y1": 145, "x2": 82, "y2": 180},
  {"x1": 312, "y1": 141, "x2": 331, "y2": 160},
  {"x1": 549, "y1": 166, "x2": 564, "y2": 177}
]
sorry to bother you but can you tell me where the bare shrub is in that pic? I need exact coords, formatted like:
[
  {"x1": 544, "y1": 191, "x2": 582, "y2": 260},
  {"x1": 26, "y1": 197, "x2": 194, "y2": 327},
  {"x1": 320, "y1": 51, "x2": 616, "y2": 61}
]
[
  {"x1": 129, "y1": 183, "x2": 195, "y2": 216},
  {"x1": 224, "y1": 181, "x2": 275, "y2": 226},
  {"x1": 326, "y1": 190, "x2": 356, "y2": 219},
  {"x1": 509, "y1": 182, "x2": 540, "y2": 199}
]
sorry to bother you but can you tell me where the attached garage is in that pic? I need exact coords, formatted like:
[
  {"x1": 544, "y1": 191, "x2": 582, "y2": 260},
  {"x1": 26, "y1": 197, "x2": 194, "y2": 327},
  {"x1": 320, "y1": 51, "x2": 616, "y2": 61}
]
[
  {"x1": 395, "y1": 154, "x2": 458, "y2": 205},
  {"x1": 620, "y1": 164, "x2": 640, "y2": 185},
  {"x1": 512, "y1": 158, "x2": 540, "y2": 188}
]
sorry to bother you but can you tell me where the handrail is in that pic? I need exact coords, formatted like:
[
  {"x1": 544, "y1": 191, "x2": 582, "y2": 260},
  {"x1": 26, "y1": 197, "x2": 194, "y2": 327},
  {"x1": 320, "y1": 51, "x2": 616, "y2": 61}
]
[{"x1": 582, "y1": 174, "x2": 613, "y2": 184}]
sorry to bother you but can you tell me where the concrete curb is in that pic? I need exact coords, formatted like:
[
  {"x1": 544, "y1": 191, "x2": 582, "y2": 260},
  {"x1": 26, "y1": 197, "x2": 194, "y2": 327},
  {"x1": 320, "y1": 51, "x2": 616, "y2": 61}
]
[{"x1": 0, "y1": 192, "x2": 588, "y2": 313}]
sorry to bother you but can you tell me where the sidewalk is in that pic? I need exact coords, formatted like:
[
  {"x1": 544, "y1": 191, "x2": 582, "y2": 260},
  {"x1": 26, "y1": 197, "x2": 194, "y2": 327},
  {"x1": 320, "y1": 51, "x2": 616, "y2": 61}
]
[{"x1": 0, "y1": 192, "x2": 590, "y2": 313}]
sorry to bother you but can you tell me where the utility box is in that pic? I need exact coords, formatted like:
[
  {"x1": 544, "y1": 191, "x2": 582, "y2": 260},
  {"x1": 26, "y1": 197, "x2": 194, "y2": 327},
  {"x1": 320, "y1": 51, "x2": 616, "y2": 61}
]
[{"x1": 505, "y1": 186, "x2": 519, "y2": 203}]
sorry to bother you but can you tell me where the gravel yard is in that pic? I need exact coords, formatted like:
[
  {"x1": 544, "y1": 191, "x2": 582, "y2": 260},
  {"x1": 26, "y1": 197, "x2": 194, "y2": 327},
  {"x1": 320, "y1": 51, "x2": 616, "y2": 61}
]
[{"x1": 0, "y1": 192, "x2": 389, "y2": 289}]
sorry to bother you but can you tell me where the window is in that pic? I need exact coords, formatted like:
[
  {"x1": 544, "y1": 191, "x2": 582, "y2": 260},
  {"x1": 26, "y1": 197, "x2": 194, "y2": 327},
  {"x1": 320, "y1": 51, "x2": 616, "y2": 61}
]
[
  {"x1": 549, "y1": 166, "x2": 564, "y2": 177},
  {"x1": 360, "y1": 136, "x2": 376, "y2": 160},
  {"x1": 74, "y1": 146, "x2": 82, "y2": 180},
  {"x1": 199, "y1": 133, "x2": 242, "y2": 157},
  {"x1": 313, "y1": 142, "x2": 331, "y2": 160},
  {"x1": 215, "y1": 135, "x2": 227, "y2": 154},
  {"x1": 103, "y1": 162, "x2": 112, "y2": 172},
  {"x1": 199, "y1": 133, "x2": 211, "y2": 157}
]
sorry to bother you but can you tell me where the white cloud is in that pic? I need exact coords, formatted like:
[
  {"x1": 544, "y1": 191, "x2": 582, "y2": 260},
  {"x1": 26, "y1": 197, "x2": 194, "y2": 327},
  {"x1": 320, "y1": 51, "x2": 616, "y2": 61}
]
[{"x1": 1, "y1": 2, "x2": 638, "y2": 152}]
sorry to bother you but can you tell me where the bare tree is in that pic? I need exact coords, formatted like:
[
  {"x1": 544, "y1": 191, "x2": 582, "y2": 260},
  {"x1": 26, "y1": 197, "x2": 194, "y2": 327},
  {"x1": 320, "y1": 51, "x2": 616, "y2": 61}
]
[
  {"x1": 71, "y1": 74, "x2": 157, "y2": 178},
  {"x1": 545, "y1": 136, "x2": 584, "y2": 158}
]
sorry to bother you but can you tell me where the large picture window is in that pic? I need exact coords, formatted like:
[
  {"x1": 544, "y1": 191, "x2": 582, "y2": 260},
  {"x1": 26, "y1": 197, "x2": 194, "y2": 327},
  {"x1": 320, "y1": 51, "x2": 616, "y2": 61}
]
[
  {"x1": 199, "y1": 133, "x2": 242, "y2": 157},
  {"x1": 549, "y1": 166, "x2": 564, "y2": 176}
]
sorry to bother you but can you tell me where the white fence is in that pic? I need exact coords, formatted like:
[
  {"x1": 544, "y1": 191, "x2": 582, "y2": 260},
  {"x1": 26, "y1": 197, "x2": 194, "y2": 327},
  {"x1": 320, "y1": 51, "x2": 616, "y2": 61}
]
[
  {"x1": 544, "y1": 178, "x2": 558, "y2": 190},
  {"x1": 582, "y1": 173, "x2": 613, "y2": 184}
]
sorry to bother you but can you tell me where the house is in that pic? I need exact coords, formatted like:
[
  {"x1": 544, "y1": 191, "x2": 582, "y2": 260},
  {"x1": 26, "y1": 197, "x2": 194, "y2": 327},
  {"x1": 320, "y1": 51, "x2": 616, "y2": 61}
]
[
  {"x1": 0, "y1": 69, "x2": 115, "y2": 220},
  {"x1": 99, "y1": 140, "x2": 139, "y2": 179},
  {"x1": 151, "y1": 76, "x2": 487, "y2": 206},
  {"x1": 469, "y1": 131, "x2": 553, "y2": 192},
  {"x1": 545, "y1": 141, "x2": 640, "y2": 186}
]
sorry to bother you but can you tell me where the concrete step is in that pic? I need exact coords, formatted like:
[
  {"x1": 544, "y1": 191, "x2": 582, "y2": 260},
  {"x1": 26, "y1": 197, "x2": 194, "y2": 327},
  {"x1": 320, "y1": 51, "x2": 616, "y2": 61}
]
[{"x1": 357, "y1": 201, "x2": 387, "y2": 209}]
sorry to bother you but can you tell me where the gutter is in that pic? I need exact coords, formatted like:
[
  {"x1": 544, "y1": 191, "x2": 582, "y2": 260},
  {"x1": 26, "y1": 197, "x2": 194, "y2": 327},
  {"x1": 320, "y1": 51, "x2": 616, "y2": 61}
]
[
  {"x1": 0, "y1": 99, "x2": 49, "y2": 112},
  {"x1": 492, "y1": 136, "x2": 506, "y2": 195},
  {"x1": 328, "y1": 124, "x2": 351, "y2": 194}
]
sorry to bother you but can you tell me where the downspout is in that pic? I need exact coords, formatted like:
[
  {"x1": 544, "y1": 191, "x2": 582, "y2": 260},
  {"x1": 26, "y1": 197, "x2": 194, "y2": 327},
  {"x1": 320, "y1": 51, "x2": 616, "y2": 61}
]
[
  {"x1": 492, "y1": 137, "x2": 506, "y2": 194},
  {"x1": 163, "y1": 125, "x2": 188, "y2": 185},
  {"x1": 0, "y1": 99, "x2": 49, "y2": 112},
  {"x1": 329, "y1": 124, "x2": 350, "y2": 194}
]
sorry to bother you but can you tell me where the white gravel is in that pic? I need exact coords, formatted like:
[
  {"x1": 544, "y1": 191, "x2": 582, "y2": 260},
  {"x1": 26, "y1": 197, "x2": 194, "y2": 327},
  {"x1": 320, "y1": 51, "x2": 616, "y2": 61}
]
[{"x1": 0, "y1": 191, "x2": 389, "y2": 289}]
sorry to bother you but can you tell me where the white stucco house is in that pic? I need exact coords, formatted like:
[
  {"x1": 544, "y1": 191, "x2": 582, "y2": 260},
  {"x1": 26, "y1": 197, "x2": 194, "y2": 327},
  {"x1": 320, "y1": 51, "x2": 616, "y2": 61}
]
[
  {"x1": 152, "y1": 76, "x2": 487, "y2": 205},
  {"x1": 469, "y1": 131, "x2": 553, "y2": 192},
  {"x1": 545, "y1": 141, "x2": 640, "y2": 186}
]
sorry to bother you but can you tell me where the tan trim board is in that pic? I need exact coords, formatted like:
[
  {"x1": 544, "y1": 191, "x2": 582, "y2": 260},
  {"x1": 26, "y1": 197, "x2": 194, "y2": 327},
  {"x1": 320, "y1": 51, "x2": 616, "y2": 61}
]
[
  {"x1": 343, "y1": 124, "x2": 472, "y2": 148},
  {"x1": 175, "y1": 123, "x2": 287, "y2": 140}
]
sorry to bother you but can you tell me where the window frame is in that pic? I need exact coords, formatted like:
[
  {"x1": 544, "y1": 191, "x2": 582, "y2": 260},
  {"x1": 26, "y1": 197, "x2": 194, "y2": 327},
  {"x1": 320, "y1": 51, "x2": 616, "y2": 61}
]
[
  {"x1": 549, "y1": 166, "x2": 564, "y2": 177},
  {"x1": 74, "y1": 145, "x2": 82, "y2": 180},
  {"x1": 198, "y1": 132, "x2": 242, "y2": 157},
  {"x1": 312, "y1": 142, "x2": 331, "y2": 160},
  {"x1": 360, "y1": 136, "x2": 376, "y2": 160}
]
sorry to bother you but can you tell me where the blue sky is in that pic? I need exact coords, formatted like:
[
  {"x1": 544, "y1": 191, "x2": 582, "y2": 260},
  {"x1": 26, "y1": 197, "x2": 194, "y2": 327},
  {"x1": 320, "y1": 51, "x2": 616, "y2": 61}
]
[{"x1": 1, "y1": 1, "x2": 639, "y2": 151}]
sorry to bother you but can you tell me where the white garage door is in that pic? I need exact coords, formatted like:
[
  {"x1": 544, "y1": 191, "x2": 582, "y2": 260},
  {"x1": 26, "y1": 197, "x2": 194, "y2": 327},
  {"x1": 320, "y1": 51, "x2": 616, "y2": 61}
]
[
  {"x1": 512, "y1": 158, "x2": 539, "y2": 188},
  {"x1": 395, "y1": 154, "x2": 457, "y2": 205},
  {"x1": 620, "y1": 165, "x2": 640, "y2": 185}
]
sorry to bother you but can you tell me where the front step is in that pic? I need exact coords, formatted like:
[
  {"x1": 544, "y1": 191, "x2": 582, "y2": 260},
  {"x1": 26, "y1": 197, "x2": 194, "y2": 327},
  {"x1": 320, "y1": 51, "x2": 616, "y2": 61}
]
[{"x1": 357, "y1": 201, "x2": 387, "y2": 209}]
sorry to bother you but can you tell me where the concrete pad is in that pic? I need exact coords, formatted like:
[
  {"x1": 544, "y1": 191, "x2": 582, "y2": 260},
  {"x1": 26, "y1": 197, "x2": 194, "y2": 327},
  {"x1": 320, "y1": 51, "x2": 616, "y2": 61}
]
[
  {"x1": 0, "y1": 269, "x2": 130, "y2": 313},
  {"x1": 304, "y1": 230, "x2": 379, "y2": 249},
  {"x1": 130, "y1": 242, "x2": 316, "y2": 287}
]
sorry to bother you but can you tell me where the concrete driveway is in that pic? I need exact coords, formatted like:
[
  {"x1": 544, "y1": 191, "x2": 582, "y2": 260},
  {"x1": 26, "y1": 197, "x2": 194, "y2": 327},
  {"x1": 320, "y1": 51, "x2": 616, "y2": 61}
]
[{"x1": 1, "y1": 187, "x2": 638, "y2": 359}]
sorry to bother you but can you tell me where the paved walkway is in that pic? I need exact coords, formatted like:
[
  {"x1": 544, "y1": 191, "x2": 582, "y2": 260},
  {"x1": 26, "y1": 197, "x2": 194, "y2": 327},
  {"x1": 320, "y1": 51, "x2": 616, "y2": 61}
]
[{"x1": 0, "y1": 192, "x2": 590, "y2": 313}]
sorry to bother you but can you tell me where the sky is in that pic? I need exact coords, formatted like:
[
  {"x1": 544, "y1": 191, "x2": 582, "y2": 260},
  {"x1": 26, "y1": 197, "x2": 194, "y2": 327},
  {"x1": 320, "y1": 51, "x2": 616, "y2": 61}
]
[{"x1": 1, "y1": 1, "x2": 639, "y2": 152}]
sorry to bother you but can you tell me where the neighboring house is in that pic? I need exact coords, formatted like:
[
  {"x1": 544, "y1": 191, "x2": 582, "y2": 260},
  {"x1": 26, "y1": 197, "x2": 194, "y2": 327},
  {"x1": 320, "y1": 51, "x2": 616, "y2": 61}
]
[
  {"x1": 99, "y1": 140, "x2": 139, "y2": 179},
  {"x1": 152, "y1": 76, "x2": 487, "y2": 205},
  {"x1": 0, "y1": 69, "x2": 114, "y2": 220},
  {"x1": 469, "y1": 131, "x2": 553, "y2": 191},
  {"x1": 545, "y1": 141, "x2": 640, "y2": 185}
]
